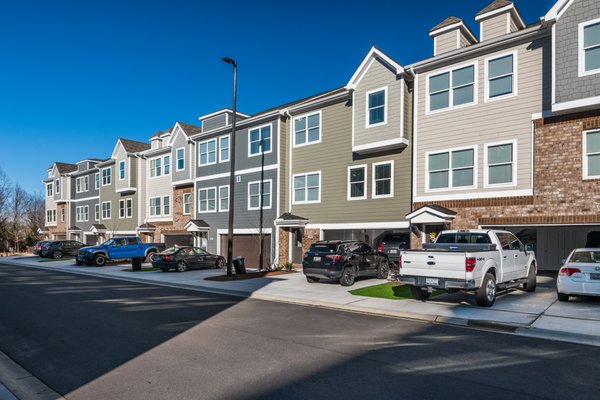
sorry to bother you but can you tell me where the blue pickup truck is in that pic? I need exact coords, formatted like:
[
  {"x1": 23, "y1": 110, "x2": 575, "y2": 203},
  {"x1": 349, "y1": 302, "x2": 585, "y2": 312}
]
[{"x1": 76, "y1": 237, "x2": 165, "y2": 267}]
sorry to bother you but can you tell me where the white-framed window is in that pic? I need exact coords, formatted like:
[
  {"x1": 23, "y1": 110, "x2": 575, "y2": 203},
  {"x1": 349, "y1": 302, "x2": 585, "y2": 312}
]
[
  {"x1": 46, "y1": 183, "x2": 53, "y2": 197},
  {"x1": 428, "y1": 63, "x2": 476, "y2": 113},
  {"x1": 101, "y1": 201, "x2": 111, "y2": 219},
  {"x1": 164, "y1": 155, "x2": 171, "y2": 176},
  {"x1": 149, "y1": 197, "x2": 161, "y2": 216},
  {"x1": 347, "y1": 165, "x2": 367, "y2": 200},
  {"x1": 176, "y1": 147, "x2": 185, "y2": 171},
  {"x1": 366, "y1": 87, "x2": 387, "y2": 127},
  {"x1": 95, "y1": 204, "x2": 100, "y2": 221},
  {"x1": 199, "y1": 139, "x2": 217, "y2": 166},
  {"x1": 579, "y1": 18, "x2": 600, "y2": 77},
  {"x1": 76, "y1": 176, "x2": 89, "y2": 193},
  {"x1": 485, "y1": 51, "x2": 517, "y2": 101},
  {"x1": 163, "y1": 195, "x2": 171, "y2": 215},
  {"x1": 484, "y1": 141, "x2": 516, "y2": 187},
  {"x1": 248, "y1": 180, "x2": 272, "y2": 210},
  {"x1": 76, "y1": 206, "x2": 89, "y2": 222},
  {"x1": 294, "y1": 111, "x2": 321, "y2": 146},
  {"x1": 119, "y1": 160, "x2": 126, "y2": 180},
  {"x1": 372, "y1": 161, "x2": 394, "y2": 198},
  {"x1": 584, "y1": 130, "x2": 600, "y2": 179},
  {"x1": 119, "y1": 200, "x2": 126, "y2": 218},
  {"x1": 102, "y1": 168, "x2": 111, "y2": 186},
  {"x1": 55, "y1": 179, "x2": 60, "y2": 194},
  {"x1": 61, "y1": 208, "x2": 65, "y2": 222},
  {"x1": 219, "y1": 185, "x2": 229, "y2": 212},
  {"x1": 46, "y1": 209, "x2": 56, "y2": 223},
  {"x1": 198, "y1": 188, "x2": 216, "y2": 213},
  {"x1": 95, "y1": 173, "x2": 100, "y2": 190},
  {"x1": 126, "y1": 198, "x2": 132, "y2": 218},
  {"x1": 248, "y1": 124, "x2": 272, "y2": 156},
  {"x1": 427, "y1": 147, "x2": 476, "y2": 190},
  {"x1": 183, "y1": 192, "x2": 192, "y2": 215},
  {"x1": 219, "y1": 135, "x2": 230, "y2": 162},
  {"x1": 293, "y1": 172, "x2": 320, "y2": 204},
  {"x1": 150, "y1": 158, "x2": 162, "y2": 178}
]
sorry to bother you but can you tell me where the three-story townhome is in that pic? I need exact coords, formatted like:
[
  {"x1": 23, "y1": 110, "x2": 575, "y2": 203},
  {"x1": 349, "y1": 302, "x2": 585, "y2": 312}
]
[
  {"x1": 43, "y1": 162, "x2": 77, "y2": 240},
  {"x1": 187, "y1": 108, "x2": 281, "y2": 269},
  {"x1": 68, "y1": 159, "x2": 102, "y2": 245},
  {"x1": 275, "y1": 47, "x2": 413, "y2": 267},
  {"x1": 407, "y1": 1, "x2": 554, "y2": 261}
]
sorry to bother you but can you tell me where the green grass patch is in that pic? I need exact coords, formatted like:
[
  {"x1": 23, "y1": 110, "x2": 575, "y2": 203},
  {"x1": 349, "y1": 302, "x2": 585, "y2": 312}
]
[
  {"x1": 121, "y1": 267, "x2": 162, "y2": 272},
  {"x1": 350, "y1": 282, "x2": 443, "y2": 300},
  {"x1": 37, "y1": 257, "x2": 75, "y2": 263}
]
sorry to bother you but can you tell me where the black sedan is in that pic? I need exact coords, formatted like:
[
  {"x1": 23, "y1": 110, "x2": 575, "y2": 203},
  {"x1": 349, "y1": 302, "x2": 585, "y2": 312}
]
[{"x1": 152, "y1": 246, "x2": 226, "y2": 272}]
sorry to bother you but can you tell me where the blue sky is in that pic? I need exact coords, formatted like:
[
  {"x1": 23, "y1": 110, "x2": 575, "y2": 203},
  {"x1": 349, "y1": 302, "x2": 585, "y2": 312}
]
[{"x1": 0, "y1": 0, "x2": 554, "y2": 194}]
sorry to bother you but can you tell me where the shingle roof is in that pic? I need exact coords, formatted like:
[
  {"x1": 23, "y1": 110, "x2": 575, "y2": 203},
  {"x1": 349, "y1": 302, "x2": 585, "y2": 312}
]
[
  {"x1": 430, "y1": 16, "x2": 463, "y2": 33},
  {"x1": 91, "y1": 224, "x2": 107, "y2": 230},
  {"x1": 187, "y1": 219, "x2": 210, "y2": 228},
  {"x1": 277, "y1": 213, "x2": 309, "y2": 221},
  {"x1": 177, "y1": 122, "x2": 202, "y2": 135},
  {"x1": 119, "y1": 138, "x2": 151, "y2": 153},
  {"x1": 138, "y1": 223, "x2": 156, "y2": 229},
  {"x1": 476, "y1": 0, "x2": 513, "y2": 17},
  {"x1": 54, "y1": 162, "x2": 78, "y2": 174},
  {"x1": 69, "y1": 226, "x2": 81, "y2": 231}
]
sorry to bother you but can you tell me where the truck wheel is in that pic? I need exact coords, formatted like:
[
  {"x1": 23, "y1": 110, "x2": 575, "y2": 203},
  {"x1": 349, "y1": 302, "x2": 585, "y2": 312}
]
[
  {"x1": 377, "y1": 260, "x2": 390, "y2": 279},
  {"x1": 523, "y1": 264, "x2": 537, "y2": 292},
  {"x1": 143, "y1": 251, "x2": 156, "y2": 263},
  {"x1": 339, "y1": 266, "x2": 356, "y2": 286},
  {"x1": 557, "y1": 291, "x2": 569, "y2": 302},
  {"x1": 52, "y1": 251, "x2": 62, "y2": 259},
  {"x1": 476, "y1": 273, "x2": 497, "y2": 307},
  {"x1": 176, "y1": 261, "x2": 188, "y2": 272},
  {"x1": 93, "y1": 254, "x2": 106, "y2": 267},
  {"x1": 410, "y1": 286, "x2": 431, "y2": 300},
  {"x1": 306, "y1": 276, "x2": 320, "y2": 283}
]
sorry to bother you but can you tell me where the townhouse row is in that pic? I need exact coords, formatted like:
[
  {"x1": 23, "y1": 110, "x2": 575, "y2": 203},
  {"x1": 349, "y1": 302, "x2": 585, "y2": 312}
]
[{"x1": 42, "y1": 0, "x2": 600, "y2": 270}]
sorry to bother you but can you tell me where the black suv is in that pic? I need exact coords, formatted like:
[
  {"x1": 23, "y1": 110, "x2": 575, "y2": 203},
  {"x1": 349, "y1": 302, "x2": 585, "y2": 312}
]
[
  {"x1": 376, "y1": 232, "x2": 410, "y2": 266},
  {"x1": 303, "y1": 240, "x2": 390, "y2": 286},
  {"x1": 41, "y1": 241, "x2": 85, "y2": 259}
]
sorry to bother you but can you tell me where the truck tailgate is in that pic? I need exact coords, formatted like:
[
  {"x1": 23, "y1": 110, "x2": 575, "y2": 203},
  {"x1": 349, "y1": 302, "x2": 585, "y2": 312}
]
[{"x1": 401, "y1": 251, "x2": 467, "y2": 280}]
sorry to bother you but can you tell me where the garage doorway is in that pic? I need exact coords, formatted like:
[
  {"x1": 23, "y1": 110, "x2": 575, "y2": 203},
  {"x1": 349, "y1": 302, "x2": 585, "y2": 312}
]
[
  {"x1": 220, "y1": 234, "x2": 271, "y2": 268},
  {"x1": 164, "y1": 234, "x2": 193, "y2": 249}
]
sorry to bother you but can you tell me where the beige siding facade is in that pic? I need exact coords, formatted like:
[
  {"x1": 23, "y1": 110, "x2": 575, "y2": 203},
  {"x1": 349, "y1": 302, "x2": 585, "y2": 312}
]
[
  {"x1": 435, "y1": 31, "x2": 458, "y2": 55},
  {"x1": 414, "y1": 34, "x2": 551, "y2": 202},
  {"x1": 480, "y1": 14, "x2": 508, "y2": 41}
]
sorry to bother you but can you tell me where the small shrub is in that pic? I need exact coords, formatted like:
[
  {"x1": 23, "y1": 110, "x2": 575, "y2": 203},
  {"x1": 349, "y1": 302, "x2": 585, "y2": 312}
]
[{"x1": 283, "y1": 262, "x2": 294, "y2": 272}]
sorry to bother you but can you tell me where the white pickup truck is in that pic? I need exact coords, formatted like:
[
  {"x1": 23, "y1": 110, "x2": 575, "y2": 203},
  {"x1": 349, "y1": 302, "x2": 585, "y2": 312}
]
[{"x1": 395, "y1": 229, "x2": 537, "y2": 307}]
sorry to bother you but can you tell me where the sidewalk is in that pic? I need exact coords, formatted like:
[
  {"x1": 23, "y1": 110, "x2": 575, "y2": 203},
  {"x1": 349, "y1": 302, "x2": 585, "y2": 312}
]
[{"x1": 3, "y1": 256, "x2": 600, "y2": 347}]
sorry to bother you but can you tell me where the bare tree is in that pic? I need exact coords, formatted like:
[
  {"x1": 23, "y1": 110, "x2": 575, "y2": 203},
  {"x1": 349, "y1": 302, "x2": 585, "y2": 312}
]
[
  {"x1": 0, "y1": 168, "x2": 11, "y2": 252},
  {"x1": 9, "y1": 184, "x2": 28, "y2": 253}
]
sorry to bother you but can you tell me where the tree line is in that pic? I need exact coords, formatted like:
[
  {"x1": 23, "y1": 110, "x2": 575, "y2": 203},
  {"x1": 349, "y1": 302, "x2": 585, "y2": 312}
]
[{"x1": 0, "y1": 167, "x2": 45, "y2": 254}]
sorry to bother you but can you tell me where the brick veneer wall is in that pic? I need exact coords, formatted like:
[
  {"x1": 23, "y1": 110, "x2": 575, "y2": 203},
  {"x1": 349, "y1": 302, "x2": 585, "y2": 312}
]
[
  {"x1": 172, "y1": 186, "x2": 193, "y2": 230},
  {"x1": 414, "y1": 110, "x2": 600, "y2": 228}
]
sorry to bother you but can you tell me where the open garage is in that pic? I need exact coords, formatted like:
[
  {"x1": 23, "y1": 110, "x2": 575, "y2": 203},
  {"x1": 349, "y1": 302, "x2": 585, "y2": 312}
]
[{"x1": 164, "y1": 234, "x2": 193, "y2": 249}]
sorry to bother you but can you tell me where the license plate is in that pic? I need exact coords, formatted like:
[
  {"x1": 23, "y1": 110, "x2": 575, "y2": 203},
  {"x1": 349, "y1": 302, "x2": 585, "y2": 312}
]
[
  {"x1": 425, "y1": 278, "x2": 439, "y2": 286},
  {"x1": 388, "y1": 249, "x2": 398, "y2": 254},
  {"x1": 313, "y1": 256, "x2": 321, "y2": 262},
  {"x1": 590, "y1": 273, "x2": 600, "y2": 281}
]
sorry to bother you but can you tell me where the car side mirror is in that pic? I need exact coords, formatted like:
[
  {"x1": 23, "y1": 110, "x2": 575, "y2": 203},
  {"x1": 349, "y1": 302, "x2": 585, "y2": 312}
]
[{"x1": 525, "y1": 244, "x2": 533, "y2": 252}]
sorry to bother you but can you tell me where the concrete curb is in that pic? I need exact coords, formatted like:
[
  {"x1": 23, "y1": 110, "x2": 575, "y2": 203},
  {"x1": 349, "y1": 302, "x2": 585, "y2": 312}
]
[
  {"x1": 3, "y1": 258, "x2": 600, "y2": 348},
  {"x1": 0, "y1": 349, "x2": 65, "y2": 400}
]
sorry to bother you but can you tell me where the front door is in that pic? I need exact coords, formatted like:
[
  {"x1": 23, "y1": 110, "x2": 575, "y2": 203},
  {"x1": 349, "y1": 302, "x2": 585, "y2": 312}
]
[{"x1": 291, "y1": 228, "x2": 304, "y2": 264}]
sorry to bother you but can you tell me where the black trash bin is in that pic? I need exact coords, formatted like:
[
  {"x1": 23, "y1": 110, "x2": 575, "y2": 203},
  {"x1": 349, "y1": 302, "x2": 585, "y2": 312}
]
[
  {"x1": 233, "y1": 257, "x2": 246, "y2": 274},
  {"x1": 131, "y1": 257, "x2": 143, "y2": 271}
]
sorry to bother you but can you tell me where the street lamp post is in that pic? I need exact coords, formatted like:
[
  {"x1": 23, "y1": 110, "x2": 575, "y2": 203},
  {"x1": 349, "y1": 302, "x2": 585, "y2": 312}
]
[{"x1": 222, "y1": 57, "x2": 237, "y2": 277}]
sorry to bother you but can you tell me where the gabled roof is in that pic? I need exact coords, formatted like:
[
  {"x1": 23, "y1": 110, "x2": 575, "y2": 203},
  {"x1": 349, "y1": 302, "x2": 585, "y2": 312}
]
[
  {"x1": 406, "y1": 205, "x2": 457, "y2": 224},
  {"x1": 54, "y1": 162, "x2": 78, "y2": 174},
  {"x1": 476, "y1": 0, "x2": 513, "y2": 17},
  {"x1": 346, "y1": 46, "x2": 405, "y2": 90},
  {"x1": 544, "y1": 0, "x2": 575, "y2": 22},
  {"x1": 198, "y1": 109, "x2": 251, "y2": 121},
  {"x1": 429, "y1": 16, "x2": 478, "y2": 44},
  {"x1": 185, "y1": 219, "x2": 211, "y2": 232},
  {"x1": 430, "y1": 16, "x2": 463, "y2": 33},
  {"x1": 475, "y1": 0, "x2": 526, "y2": 29},
  {"x1": 68, "y1": 226, "x2": 81, "y2": 231},
  {"x1": 111, "y1": 138, "x2": 151, "y2": 159},
  {"x1": 278, "y1": 213, "x2": 309, "y2": 221},
  {"x1": 177, "y1": 122, "x2": 202, "y2": 136},
  {"x1": 274, "y1": 213, "x2": 310, "y2": 227}
]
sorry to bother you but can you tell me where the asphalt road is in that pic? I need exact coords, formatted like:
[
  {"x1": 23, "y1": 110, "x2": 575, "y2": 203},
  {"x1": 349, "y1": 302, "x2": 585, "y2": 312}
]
[{"x1": 0, "y1": 263, "x2": 598, "y2": 400}]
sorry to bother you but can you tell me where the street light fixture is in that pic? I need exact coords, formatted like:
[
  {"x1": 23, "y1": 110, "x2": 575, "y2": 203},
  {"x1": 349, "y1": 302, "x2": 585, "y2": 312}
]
[{"x1": 222, "y1": 56, "x2": 237, "y2": 277}]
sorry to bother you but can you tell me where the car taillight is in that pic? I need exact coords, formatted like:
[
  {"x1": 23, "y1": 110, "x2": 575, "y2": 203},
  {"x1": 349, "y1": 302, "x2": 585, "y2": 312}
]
[
  {"x1": 325, "y1": 255, "x2": 342, "y2": 262},
  {"x1": 162, "y1": 255, "x2": 171, "y2": 261},
  {"x1": 465, "y1": 257, "x2": 476, "y2": 272},
  {"x1": 559, "y1": 267, "x2": 581, "y2": 276},
  {"x1": 377, "y1": 245, "x2": 383, "y2": 252}
]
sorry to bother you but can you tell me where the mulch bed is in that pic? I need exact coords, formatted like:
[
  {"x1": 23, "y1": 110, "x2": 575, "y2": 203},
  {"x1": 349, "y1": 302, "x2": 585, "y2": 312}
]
[{"x1": 205, "y1": 270, "x2": 296, "y2": 281}]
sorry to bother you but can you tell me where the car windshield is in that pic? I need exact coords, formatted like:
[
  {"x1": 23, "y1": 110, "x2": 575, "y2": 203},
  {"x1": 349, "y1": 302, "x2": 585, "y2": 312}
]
[
  {"x1": 161, "y1": 247, "x2": 181, "y2": 255},
  {"x1": 102, "y1": 239, "x2": 115, "y2": 246},
  {"x1": 309, "y1": 243, "x2": 339, "y2": 253},
  {"x1": 436, "y1": 233, "x2": 491, "y2": 244},
  {"x1": 569, "y1": 251, "x2": 600, "y2": 263}
]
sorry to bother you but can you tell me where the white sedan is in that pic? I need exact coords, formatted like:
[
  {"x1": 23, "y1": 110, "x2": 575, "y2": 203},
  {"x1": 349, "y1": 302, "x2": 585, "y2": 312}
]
[{"x1": 556, "y1": 248, "x2": 600, "y2": 302}]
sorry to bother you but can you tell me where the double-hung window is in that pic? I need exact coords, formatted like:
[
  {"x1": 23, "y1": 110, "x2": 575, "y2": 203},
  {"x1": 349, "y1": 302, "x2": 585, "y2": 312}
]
[
  {"x1": 47, "y1": 183, "x2": 53, "y2": 197},
  {"x1": 294, "y1": 112, "x2": 321, "y2": 146},
  {"x1": 580, "y1": 20, "x2": 600, "y2": 76},
  {"x1": 183, "y1": 193, "x2": 192, "y2": 215},
  {"x1": 163, "y1": 155, "x2": 170, "y2": 175},
  {"x1": 95, "y1": 204, "x2": 100, "y2": 221},
  {"x1": 102, "y1": 168, "x2": 111, "y2": 186},
  {"x1": 293, "y1": 172, "x2": 320, "y2": 204},
  {"x1": 47, "y1": 210, "x2": 56, "y2": 223},
  {"x1": 366, "y1": 88, "x2": 386, "y2": 126},
  {"x1": 76, "y1": 176, "x2": 89, "y2": 193},
  {"x1": 428, "y1": 148, "x2": 475, "y2": 189},
  {"x1": 82, "y1": 206, "x2": 89, "y2": 221},
  {"x1": 219, "y1": 136, "x2": 230, "y2": 162},
  {"x1": 248, "y1": 181, "x2": 271, "y2": 210},
  {"x1": 373, "y1": 161, "x2": 394, "y2": 198},
  {"x1": 487, "y1": 53, "x2": 515, "y2": 100},
  {"x1": 199, "y1": 139, "x2": 217, "y2": 165},
  {"x1": 150, "y1": 158, "x2": 162, "y2": 178},
  {"x1": 55, "y1": 179, "x2": 60, "y2": 194},
  {"x1": 176, "y1": 148, "x2": 185, "y2": 170},
  {"x1": 585, "y1": 130, "x2": 600, "y2": 178},
  {"x1": 486, "y1": 143, "x2": 514, "y2": 186},
  {"x1": 119, "y1": 160, "x2": 126, "y2": 180},
  {"x1": 149, "y1": 197, "x2": 161, "y2": 216},
  {"x1": 126, "y1": 199, "x2": 132, "y2": 218},
  {"x1": 163, "y1": 196, "x2": 170, "y2": 215},
  {"x1": 95, "y1": 173, "x2": 100, "y2": 189},
  {"x1": 61, "y1": 208, "x2": 65, "y2": 222},
  {"x1": 429, "y1": 65, "x2": 475, "y2": 112},
  {"x1": 119, "y1": 200, "x2": 126, "y2": 218},
  {"x1": 348, "y1": 165, "x2": 366, "y2": 200},
  {"x1": 101, "y1": 202, "x2": 111, "y2": 219},
  {"x1": 249, "y1": 125, "x2": 271, "y2": 156},
  {"x1": 219, "y1": 186, "x2": 229, "y2": 212},
  {"x1": 198, "y1": 188, "x2": 216, "y2": 212}
]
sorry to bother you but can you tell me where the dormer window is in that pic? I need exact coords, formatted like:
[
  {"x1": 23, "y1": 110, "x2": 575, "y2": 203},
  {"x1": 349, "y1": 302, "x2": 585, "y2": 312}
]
[
  {"x1": 119, "y1": 160, "x2": 126, "y2": 180},
  {"x1": 580, "y1": 19, "x2": 600, "y2": 76},
  {"x1": 55, "y1": 179, "x2": 60, "y2": 194},
  {"x1": 366, "y1": 88, "x2": 387, "y2": 127}
]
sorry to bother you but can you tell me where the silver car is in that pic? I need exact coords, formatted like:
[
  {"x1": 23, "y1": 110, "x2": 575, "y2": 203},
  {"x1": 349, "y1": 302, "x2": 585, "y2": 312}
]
[{"x1": 556, "y1": 248, "x2": 600, "y2": 302}]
